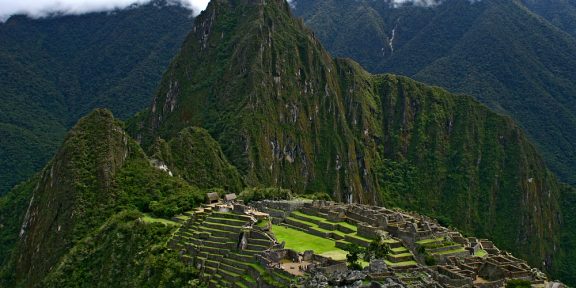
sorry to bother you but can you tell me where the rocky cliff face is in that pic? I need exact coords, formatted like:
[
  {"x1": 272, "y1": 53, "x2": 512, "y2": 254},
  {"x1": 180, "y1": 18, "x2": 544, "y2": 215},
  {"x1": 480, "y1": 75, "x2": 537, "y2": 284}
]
[{"x1": 134, "y1": 0, "x2": 570, "y2": 277}]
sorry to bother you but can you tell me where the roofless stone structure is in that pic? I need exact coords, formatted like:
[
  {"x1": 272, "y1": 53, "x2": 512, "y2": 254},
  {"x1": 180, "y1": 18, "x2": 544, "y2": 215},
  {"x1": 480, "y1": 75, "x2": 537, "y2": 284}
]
[{"x1": 166, "y1": 198, "x2": 564, "y2": 288}]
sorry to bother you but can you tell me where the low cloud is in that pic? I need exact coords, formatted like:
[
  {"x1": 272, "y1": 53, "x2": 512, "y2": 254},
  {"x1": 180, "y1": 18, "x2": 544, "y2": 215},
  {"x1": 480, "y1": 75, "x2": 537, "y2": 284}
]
[
  {"x1": 0, "y1": 0, "x2": 210, "y2": 22},
  {"x1": 389, "y1": 0, "x2": 443, "y2": 7}
]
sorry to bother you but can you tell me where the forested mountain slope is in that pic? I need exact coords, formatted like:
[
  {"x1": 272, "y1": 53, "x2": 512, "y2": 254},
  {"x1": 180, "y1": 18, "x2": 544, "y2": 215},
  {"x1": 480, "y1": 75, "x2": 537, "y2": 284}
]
[
  {"x1": 0, "y1": 0, "x2": 194, "y2": 195},
  {"x1": 292, "y1": 0, "x2": 576, "y2": 185}
]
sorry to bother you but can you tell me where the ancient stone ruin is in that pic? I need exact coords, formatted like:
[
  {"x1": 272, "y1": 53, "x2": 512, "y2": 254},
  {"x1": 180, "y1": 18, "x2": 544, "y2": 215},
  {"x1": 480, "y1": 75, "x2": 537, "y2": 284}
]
[{"x1": 166, "y1": 195, "x2": 564, "y2": 288}]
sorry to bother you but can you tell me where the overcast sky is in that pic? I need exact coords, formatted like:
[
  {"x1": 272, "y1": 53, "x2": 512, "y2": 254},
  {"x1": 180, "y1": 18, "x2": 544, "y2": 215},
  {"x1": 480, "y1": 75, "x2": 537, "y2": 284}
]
[
  {"x1": 0, "y1": 0, "x2": 445, "y2": 22},
  {"x1": 0, "y1": 0, "x2": 209, "y2": 21}
]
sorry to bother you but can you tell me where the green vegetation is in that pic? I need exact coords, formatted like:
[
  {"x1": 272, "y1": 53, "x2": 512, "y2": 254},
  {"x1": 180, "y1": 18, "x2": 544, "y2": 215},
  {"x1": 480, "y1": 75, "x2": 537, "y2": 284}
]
[
  {"x1": 342, "y1": 243, "x2": 365, "y2": 270},
  {"x1": 294, "y1": 0, "x2": 576, "y2": 186},
  {"x1": 0, "y1": 0, "x2": 194, "y2": 196},
  {"x1": 141, "y1": 215, "x2": 179, "y2": 226},
  {"x1": 150, "y1": 127, "x2": 244, "y2": 193},
  {"x1": 271, "y1": 225, "x2": 347, "y2": 260},
  {"x1": 131, "y1": 0, "x2": 576, "y2": 282},
  {"x1": 2, "y1": 0, "x2": 576, "y2": 285},
  {"x1": 342, "y1": 240, "x2": 391, "y2": 269},
  {"x1": 474, "y1": 249, "x2": 488, "y2": 257},
  {"x1": 41, "y1": 211, "x2": 202, "y2": 287},
  {"x1": 239, "y1": 187, "x2": 293, "y2": 203},
  {"x1": 505, "y1": 279, "x2": 532, "y2": 288},
  {"x1": 424, "y1": 255, "x2": 436, "y2": 266},
  {"x1": 0, "y1": 110, "x2": 206, "y2": 287}
]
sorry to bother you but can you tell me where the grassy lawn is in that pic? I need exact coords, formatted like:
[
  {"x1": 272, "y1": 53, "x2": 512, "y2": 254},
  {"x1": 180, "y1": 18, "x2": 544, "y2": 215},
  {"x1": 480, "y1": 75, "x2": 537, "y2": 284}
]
[
  {"x1": 142, "y1": 215, "x2": 179, "y2": 226},
  {"x1": 271, "y1": 225, "x2": 348, "y2": 260}
]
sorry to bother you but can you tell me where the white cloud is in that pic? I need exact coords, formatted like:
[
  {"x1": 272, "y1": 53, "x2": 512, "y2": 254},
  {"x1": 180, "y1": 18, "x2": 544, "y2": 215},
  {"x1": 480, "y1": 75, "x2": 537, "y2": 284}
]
[
  {"x1": 389, "y1": 0, "x2": 442, "y2": 7},
  {"x1": 0, "y1": 0, "x2": 210, "y2": 21}
]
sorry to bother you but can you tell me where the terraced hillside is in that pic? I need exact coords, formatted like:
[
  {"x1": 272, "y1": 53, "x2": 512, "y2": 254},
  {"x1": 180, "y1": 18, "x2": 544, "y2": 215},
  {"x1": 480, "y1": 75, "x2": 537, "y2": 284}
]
[
  {"x1": 168, "y1": 206, "x2": 293, "y2": 288},
  {"x1": 278, "y1": 209, "x2": 418, "y2": 268},
  {"x1": 161, "y1": 199, "x2": 559, "y2": 287}
]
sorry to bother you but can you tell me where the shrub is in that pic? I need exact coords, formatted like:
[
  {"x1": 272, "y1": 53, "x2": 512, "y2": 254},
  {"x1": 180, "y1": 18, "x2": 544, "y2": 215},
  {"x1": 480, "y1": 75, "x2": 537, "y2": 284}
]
[
  {"x1": 424, "y1": 255, "x2": 436, "y2": 266},
  {"x1": 239, "y1": 187, "x2": 292, "y2": 203}
]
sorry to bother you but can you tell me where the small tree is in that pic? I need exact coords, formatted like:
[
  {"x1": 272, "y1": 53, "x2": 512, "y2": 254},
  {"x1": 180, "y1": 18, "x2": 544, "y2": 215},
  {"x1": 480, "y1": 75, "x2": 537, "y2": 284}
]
[
  {"x1": 364, "y1": 239, "x2": 391, "y2": 261},
  {"x1": 343, "y1": 243, "x2": 365, "y2": 270}
]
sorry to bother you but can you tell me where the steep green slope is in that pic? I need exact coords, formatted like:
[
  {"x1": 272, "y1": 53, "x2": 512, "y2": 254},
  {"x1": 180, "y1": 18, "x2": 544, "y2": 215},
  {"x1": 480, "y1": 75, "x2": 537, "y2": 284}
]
[
  {"x1": 40, "y1": 211, "x2": 200, "y2": 288},
  {"x1": 523, "y1": 0, "x2": 576, "y2": 37},
  {"x1": 149, "y1": 127, "x2": 243, "y2": 193},
  {"x1": 0, "y1": 109, "x2": 218, "y2": 287},
  {"x1": 132, "y1": 0, "x2": 575, "y2": 281},
  {"x1": 292, "y1": 0, "x2": 576, "y2": 185},
  {"x1": 0, "y1": 0, "x2": 194, "y2": 196}
]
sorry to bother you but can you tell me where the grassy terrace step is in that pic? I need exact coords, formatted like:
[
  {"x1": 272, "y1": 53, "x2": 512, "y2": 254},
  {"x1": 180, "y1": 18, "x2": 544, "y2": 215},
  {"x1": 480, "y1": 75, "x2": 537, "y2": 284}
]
[
  {"x1": 208, "y1": 279, "x2": 219, "y2": 288},
  {"x1": 415, "y1": 237, "x2": 444, "y2": 245},
  {"x1": 383, "y1": 239, "x2": 403, "y2": 249},
  {"x1": 218, "y1": 267, "x2": 242, "y2": 282},
  {"x1": 206, "y1": 260, "x2": 221, "y2": 268},
  {"x1": 390, "y1": 247, "x2": 408, "y2": 254},
  {"x1": 291, "y1": 211, "x2": 359, "y2": 235},
  {"x1": 344, "y1": 234, "x2": 373, "y2": 247},
  {"x1": 222, "y1": 257, "x2": 252, "y2": 270},
  {"x1": 291, "y1": 211, "x2": 326, "y2": 225},
  {"x1": 198, "y1": 245, "x2": 230, "y2": 255},
  {"x1": 212, "y1": 212, "x2": 252, "y2": 221},
  {"x1": 198, "y1": 226, "x2": 239, "y2": 238},
  {"x1": 248, "y1": 238, "x2": 272, "y2": 246},
  {"x1": 246, "y1": 243, "x2": 269, "y2": 251},
  {"x1": 203, "y1": 221, "x2": 245, "y2": 233},
  {"x1": 431, "y1": 247, "x2": 468, "y2": 256},
  {"x1": 385, "y1": 260, "x2": 418, "y2": 267},
  {"x1": 229, "y1": 252, "x2": 255, "y2": 263},
  {"x1": 235, "y1": 282, "x2": 249, "y2": 288},
  {"x1": 285, "y1": 217, "x2": 315, "y2": 229},
  {"x1": 387, "y1": 253, "x2": 414, "y2": 263},
  {"x1": 246, "y1": 263, "x2": 287, "y2": 288},
  {"x1": 219, "y1": 262, "x2": 245, "y2": 275},
  {"x1": 206, "y1": 216, "x2": 249, "y2": 225},
  {"x1": 191, "y1": 239, "x2": 236, "y2": 249},
  {"x1": 280, "y1": 223, "x2": 307, "y2": 232},
  {"x1": 239, "y1": 249, "x2": 262, "y2": 256}
]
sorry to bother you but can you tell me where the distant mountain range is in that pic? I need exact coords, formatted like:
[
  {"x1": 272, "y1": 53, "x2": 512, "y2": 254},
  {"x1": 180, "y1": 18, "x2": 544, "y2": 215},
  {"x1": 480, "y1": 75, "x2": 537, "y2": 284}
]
[
  {"x1": 0, "y1": 0, "x2": 194, "y2": 195},
  {"x1": 292, "y1": 0, "x2": 576, "y2": 185}
]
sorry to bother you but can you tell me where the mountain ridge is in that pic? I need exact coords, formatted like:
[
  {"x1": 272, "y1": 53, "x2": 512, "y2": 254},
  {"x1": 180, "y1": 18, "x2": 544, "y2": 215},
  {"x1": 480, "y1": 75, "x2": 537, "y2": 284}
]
[
  {"x1": 133, "y1": 0, "x2": 575, "y2": 281},
  {"x1": 1, "y1": 0, "x2": 575, "y2": 285},
  {"x1": 0, "y1": 0, "x2": 195, "y2": 196},
  {"x1": 292, "y1": 0, "x2": 576, "y2": 186}
]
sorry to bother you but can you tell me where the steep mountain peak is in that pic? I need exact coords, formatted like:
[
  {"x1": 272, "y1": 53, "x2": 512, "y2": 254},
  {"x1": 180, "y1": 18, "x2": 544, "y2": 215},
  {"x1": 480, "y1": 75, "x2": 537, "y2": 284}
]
[
  {"x1": 130, "y1": 0, "x2": 575, "y2": 279},
  {"x1": 15, "y1": 108, "x2": 131, "y2": 286}
]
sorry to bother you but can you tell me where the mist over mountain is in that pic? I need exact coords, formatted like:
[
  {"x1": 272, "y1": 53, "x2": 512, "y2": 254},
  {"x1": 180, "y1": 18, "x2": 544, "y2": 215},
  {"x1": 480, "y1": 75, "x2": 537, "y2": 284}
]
[
  {"x1": 0, "y1": 0, "x2": 207, "y2": 21},
  {"x1": 292, "y1": 0, "x2": 576, "y2": 186}
]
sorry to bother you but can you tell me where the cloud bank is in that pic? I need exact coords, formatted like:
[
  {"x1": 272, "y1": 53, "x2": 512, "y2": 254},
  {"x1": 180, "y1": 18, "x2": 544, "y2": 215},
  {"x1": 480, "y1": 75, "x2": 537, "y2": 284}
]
[{"x1": 0, "y1": 0, "x2": 210, "y2": 21}]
